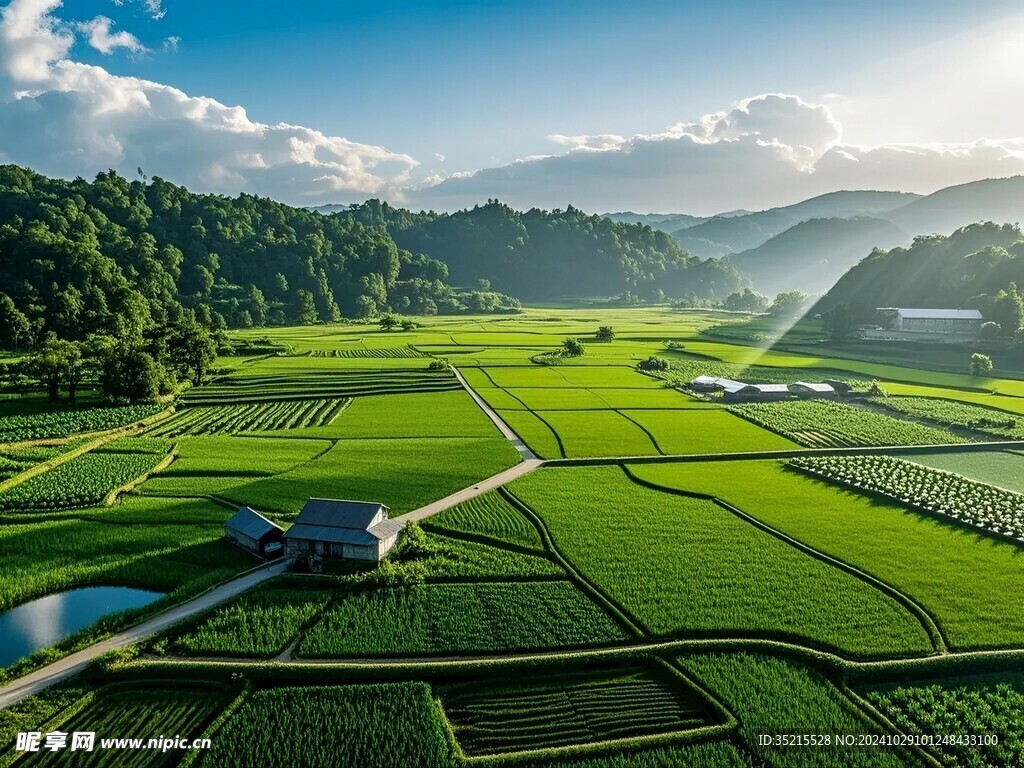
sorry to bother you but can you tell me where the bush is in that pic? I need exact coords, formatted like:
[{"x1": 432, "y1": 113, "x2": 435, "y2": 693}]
[
  {"x1": 969, "y1": 353, "x2": 994, "y2": 376},
  {"x1": 561, "y1": 338, "x2": 585, "y2": 357},
  {"x1": 637, "y1": 356, "x2": 670, "y2": 372},
  {"x1": 596, "y1": 326, "x2": 615, "y2": 341}
]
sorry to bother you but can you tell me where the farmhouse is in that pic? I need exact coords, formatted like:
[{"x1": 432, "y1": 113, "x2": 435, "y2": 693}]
[
  {"x1": 283, "y1": 498, "x2": 403, "y2": 561},
  {"x1": 224, "y1": 507, "x2": 284, "y2": 557},
  {"x1": 690, "y1": 376, "x2": 838, "y2": 402},
  {"x1": 866, "y1": 308, "x2": 984, "y2": 341}
]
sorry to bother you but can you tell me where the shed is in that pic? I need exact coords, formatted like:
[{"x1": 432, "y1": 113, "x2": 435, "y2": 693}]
[
  {"x1": 283, "y1": 499, "x2": 403, "y2": 561},
  {"x1": 224, "y1": 507, "x2": 284, "y2": 557},
  {"x1": 723, "y1": 383, "x2": 791, "y2": 402},
  {"x1": 789, "y1": 381, "x2": 836, "y2": 398}
]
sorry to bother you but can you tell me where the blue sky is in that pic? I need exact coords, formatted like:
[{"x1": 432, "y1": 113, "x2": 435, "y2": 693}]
[{"x1": 2, "y1": 0, "x2": 1023, "y2": 211}]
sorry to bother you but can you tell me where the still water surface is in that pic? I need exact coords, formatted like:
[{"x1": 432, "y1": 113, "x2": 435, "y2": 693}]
[{"x1": 0, "y1": 586, "x2": 164, "y2": 667}]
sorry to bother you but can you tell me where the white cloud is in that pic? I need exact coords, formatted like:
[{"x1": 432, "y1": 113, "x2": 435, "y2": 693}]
[
  {"x1": 113, "y1": 0, "x2": 165, "y2": 21},
  {"x1": 78, "y1": 15, "x2": 145, "y2": 55},
  {"x1": 0, "y1": 0, "x2": 418, "y2": 204},
  {"x1": 413, "y1": 94, "x2": 1024, "y2": 214},
  {"x1": 162, "y1": 34, "x2": 178, "y2": 52}
]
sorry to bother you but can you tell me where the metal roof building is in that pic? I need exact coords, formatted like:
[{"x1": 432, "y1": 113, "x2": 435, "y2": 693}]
[
  {"x1": 283, "y1": 499, "x2": 403, "y2": 562},
  {"x1": 224, "y1": 507, "x2": 284, "y2": 557}
]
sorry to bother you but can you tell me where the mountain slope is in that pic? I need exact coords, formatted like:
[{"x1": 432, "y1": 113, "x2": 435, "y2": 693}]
[
  {"x1": 884, "y1": 176, "x2": 1024, "y2": 235},
  {"x1": 815, "y1": 222, "x2": 1024, "y2": 318},
  {"x1": 602, "y1": 211, "x2": 707, "y2": 232},
  {"x1": 727, "y1": 217, "x2": 909, "y2": 296},
  {"x1": 672, "y1": 190, "x2": 919, "y2": 259}
]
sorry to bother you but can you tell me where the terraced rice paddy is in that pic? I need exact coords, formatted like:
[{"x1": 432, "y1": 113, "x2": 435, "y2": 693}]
[
  {"x1": 182, "y1": 369, "x2": 460, "y2": 405},
  {"x1": 510, "y1": 466, "x2": 933, "y2": 656},
  {"x1": 441, "y1": 663, "x2": 713, "y2": 756},
  {"x1": 14, "y1": 683, "x2": 232, "y2": 767},
  {"x1": 145, "y1": 398, "x2": 348, "y2": 436},
  {"x1": 313, "y1": 345, "x2": 425, "y2": 358},
  {"x1": 299, "y1": 581, "x2": 626, "y2": 657},
  {"x1": 632, "y1": 460, "x2": 1024, "y2": 649},
  {"x1": 728, "y1": 399, "x2": 966, "y2": 447}
]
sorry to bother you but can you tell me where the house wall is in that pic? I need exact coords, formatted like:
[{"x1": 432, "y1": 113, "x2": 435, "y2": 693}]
[{"x1": 225, "y1": 530, "x2": 259, "y2": 554}]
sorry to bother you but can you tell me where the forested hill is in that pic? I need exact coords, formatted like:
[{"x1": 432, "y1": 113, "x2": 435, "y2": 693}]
[
  {"x1": 0, "y1": 165, "x2": 520, "y2": 341},
  {"x1": 332, "y1": 200, "x2": 748, "y2": 301},
  {"x1": 815, "y1": 222, "x2": 1024, "y2": 320}
]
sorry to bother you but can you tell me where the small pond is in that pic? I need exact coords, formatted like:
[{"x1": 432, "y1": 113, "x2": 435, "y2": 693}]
[{"x1": 0, "y1": 586, "x2": 164, "y2": 668}]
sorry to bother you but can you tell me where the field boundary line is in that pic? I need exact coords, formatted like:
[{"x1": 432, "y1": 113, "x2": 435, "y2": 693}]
[
  {"x1": 452, "y1": 366, "x2": 538, "y2": 460},
  {"x1": 838, "y1": 682, "x2": 945, "y2": 768},
  {"x1": 620, "y1": 464, "x2": 949, "y2": 654},
  {"x1": 499, "y1": 487, "x2": 647, "y2": 639},
  {"x1": 103, "y1": 445, "x2": 178, "y2": 506},
  {"x1": 614, "y1": 409, "x2": 665, "y2": 455},
  {"x1": 0, "y1": 406, "x2": 177, "y2": 495}
]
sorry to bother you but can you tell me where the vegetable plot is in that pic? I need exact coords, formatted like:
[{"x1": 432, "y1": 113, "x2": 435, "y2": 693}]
[
  {"x1": 146, "y1": 398, "x2": 348, "y2": 437},
  {"x1": 791, "y1": 455, "x2": 1024, "y2": 542},
  {"x1": 0, "y1": 404, "x2": 164, "y2": 443}
]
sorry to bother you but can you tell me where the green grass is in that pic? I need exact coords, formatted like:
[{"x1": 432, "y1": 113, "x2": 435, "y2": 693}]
[
  {"x1": 680, "y1": 653, "x2": 915, "y2": 768},
  {"x1": 155, "y1": 436, "x2": 329, "y2": 477},
  {"x1": 0, "y1": 496, "x2": 254, "y2": 612},
  {"x1": 203, "y1": 684, "x2": 454, "y2": 768},
  {"x1": 156, "y1": 584, "x2": 333, "y2": 658},
  {"x1": 631, "y1": 460, "x2": 1024, "y2": 650},
  {"x1": 510, "y1": 466, "x2": 932, "y2": 657},
  {"x1": 220, "y1": 437, "x2": 519, "y2": 517},
  {"x1": 865, "y1": 676, "x2": 1024, "y2": 768},
  {"x1": 441, "y1": 662, "x2": 713, "y2": 756},
  {"x1": 424, "y1": 491, "x2": 544, "y2": 550},
  {"x1": 13, "y1": 683, "x2": 232, "y2": 767},
  {"x1": 622, "y1": 409, "x2": 797, "y2": 454},
  {"x1": 259, "y1": 390, "x2": 500, "y2": 439},
  {"x1": 729, "y1": 400, "x2": 966, "y2": 448},
  {"x1": 508, "y1": 741, "x2": 748, "y2": 768},
  {"x1": 496, "y1": 409, "x2": 562, "y2": 458},
  {"x1": 904, "y1": 450, "x2": 1024, "y2": 493},
  {"x1": 299, "y1": 581, "x2": 626, "y2": 657},
  {"x1": 539, "y1": 411, "x2": 658, "y2": 457},
  {"x1": 0, "y1": 449, "x2": 166, "y2": 512}
]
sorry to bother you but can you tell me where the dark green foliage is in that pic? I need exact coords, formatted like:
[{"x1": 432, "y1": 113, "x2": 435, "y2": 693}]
[
  {"x1": 970, "y1": 353, "x2": 993, "y2": 376},
  {"x1": 636, "y1": 356, "x2": 669, "y2": 372},
  {"x1": 562, "y1": 338, "x2": 585, "y2": 357},
  {"x1": 596, "y1": 326, "x2": 615, "y2": 341},
  {"x1": 335, "y1": 200, "x2": 746, "y2": 301},
  {"x1": 723, "y1": 287, "x2": 770, "y2": 313},
  {"x1": 817, "y1": 223, "x2": 1024, "y2": 319},
  {"x1": 0, "y1": 403, "x2": 162, "y2": 442}
]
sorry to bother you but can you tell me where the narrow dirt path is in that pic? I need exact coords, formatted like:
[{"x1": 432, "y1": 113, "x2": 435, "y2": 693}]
[{"x1": 452, "y1": 367, "x2": 537, "y2": 460}]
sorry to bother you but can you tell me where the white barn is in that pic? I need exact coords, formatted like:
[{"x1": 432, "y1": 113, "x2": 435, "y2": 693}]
[{"x1": 283, "y1": 499, "x2": 403, "y2": 561}]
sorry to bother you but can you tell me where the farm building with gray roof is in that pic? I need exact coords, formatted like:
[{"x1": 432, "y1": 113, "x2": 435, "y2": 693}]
[
  {"x1": 283, "y1": 499, "x2": 403, "y2": 561},
  {"x1": 224, "y1": 507, "x2": 284, "y2": 557}
]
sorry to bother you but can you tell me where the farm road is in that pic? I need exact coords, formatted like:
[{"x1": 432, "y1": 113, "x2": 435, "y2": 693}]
[
  {"x1": 0, "y1": 559, "x2": 290, "y2": 709},
  {"x1": 452, "y1": 367, "x2": 536, "y2": 460}
]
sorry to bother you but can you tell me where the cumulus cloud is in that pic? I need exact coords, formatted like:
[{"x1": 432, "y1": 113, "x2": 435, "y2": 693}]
[
  {"x1": 413, "y1": 94, "x2": 1024, "y2": 214},
  {"x1": 0, "y1": 0, "x2": 418, "y2": 203},
  {"x1": 78, "y1": 15, "x2": 145, "y2": 55}
]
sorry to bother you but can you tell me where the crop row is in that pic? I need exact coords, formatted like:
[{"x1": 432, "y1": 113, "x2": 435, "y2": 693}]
[
  {"x1": 147, "y1": 399, "x2": 348, "y2": 437},
  {"x1": 310, "y1": 346, "x2": 425, "y2": 358},
  {"x1": 790, "y1": 455, "x2": 1024, "y2": 542},
  {"x1": 442, "y1": 665, "x2": 709, "y2": 756},
  {"x1": 424, "y1": 491, "x2": 544, "y2": 551},
  {"x1": 298, "y1": 581, "x2": 626, "y2": 658},
  {"x1": 0, "y1": 404, "x2": 164, "y2": 443},
  {"x1": 183, "y1": 371, "x2": 459, "y2": 405},
  {"x1": 728, "y1": 400, "x2": 966, "y2": 447},
  {"x1": 0, "y1": 449, "x2": 165, "y2": 512},
  {"x1": 874, "y1": 396, "x2": 1024, "y2": 440},
  {"x1": 15, "y1": 684, "x2": 229, "y2": 768},
  {"x1": 865, "y1": 681, "x2": 1024, "y2": 768},
  {"x1": 203, "y1": 684, "x2": 452, "y2": 768}
]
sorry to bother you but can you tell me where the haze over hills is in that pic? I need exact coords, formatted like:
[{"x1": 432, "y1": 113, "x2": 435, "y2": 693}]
[
  {"x1": 669, "y1": 190, "x2": 920, "y2": 259},
  {"x1": 600, "y1": 212, "x2": 708, "y2": 232},
  {"x1": 726, "y1": 216, "x2": 909, "y2": 297}
]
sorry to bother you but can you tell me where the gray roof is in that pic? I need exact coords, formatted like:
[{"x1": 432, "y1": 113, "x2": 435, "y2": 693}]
[
  {"x1": 893, "y1": 308, "x2": 983, "y2": 320},
  {"x1": 746, "y1": 383, "x2": 790, "y2": 394},
  {"x1": 294, "y1": 498, "x2": 388, "y2": 529},
  {"x1": 284, "y1": 518, "x2": 404, "y2": 546},
  {"x1": 225, "y1": 507, "x2": 283, "y2": 540},
  {"x1": 792, "y1": 381, "x2": 835, "y2": 393}
]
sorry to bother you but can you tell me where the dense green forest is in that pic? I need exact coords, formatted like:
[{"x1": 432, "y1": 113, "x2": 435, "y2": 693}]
[
  {"x1": 0, "y1": 165, "x2": 521, "y2": 346},
  {"x1": 816, "y1": 223, "x2": 1024, "y2": 334},
  {"x1": 333, "y1": 199, "x2": 747, "y2": 301}
]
